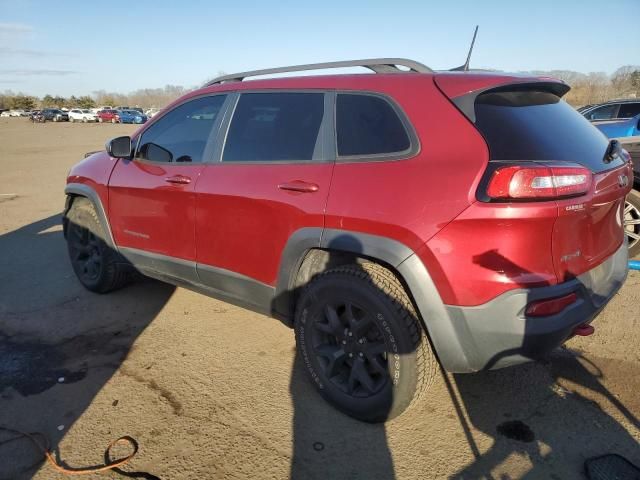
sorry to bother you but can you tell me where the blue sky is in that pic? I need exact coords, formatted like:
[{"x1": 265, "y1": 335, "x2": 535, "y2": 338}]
[{"x1": 1, "y1": 0, "x2": 639, "y2": 97}]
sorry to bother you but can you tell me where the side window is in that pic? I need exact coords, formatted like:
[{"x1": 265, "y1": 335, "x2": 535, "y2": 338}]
[
  {"x1": 136, "y1": 95, "x2": 226, "y2": 163},
  {"x1": 618, "y1": 103, "x2": 640, "y2": 118},
  {"x1": 222, "y1": 92, "x2": 324, "y2": 162},
  {"x1": 587, "y1": 104, "x2": 617, "y2": 121},
  {"x1": 336, "y1": 94, "x2": 411, "y2": 157}
]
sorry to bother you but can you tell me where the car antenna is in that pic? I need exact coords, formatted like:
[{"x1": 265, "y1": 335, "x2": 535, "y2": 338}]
[{"x1": 450, "y1": 25, "x2": 478, "y2": 71}]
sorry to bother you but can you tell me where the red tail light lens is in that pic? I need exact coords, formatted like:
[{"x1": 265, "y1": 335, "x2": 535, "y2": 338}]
[
  {"x1": 487, "y1": 166, "x2": 592, "y2": 200},
  {"x1": 525, "y1": 292, "x2": 577, "y2": 317}
]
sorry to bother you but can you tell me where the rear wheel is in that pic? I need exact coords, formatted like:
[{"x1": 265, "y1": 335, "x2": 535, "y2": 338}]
[
  {"x1": 625, "y1": 189, "x2": 640, "y2": 258},
  {"x1": 294, "y1": 262, "x2": 437, "y2": 422},
  {"x1": 65, "y1": 198, "x2": 132, "y2": 293}
]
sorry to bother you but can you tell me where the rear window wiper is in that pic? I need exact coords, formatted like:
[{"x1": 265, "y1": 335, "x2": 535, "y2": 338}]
[{"x1": 603, "y1": 139, "x2": 621, "y2": 164}]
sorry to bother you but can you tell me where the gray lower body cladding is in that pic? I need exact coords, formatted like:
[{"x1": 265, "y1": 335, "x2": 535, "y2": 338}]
[{"x1": 433, "y1": 243, "x2": 628, "y2": 372}]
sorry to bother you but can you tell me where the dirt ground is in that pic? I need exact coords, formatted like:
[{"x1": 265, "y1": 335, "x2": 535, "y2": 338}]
[{"x1": 0, "y1": 118, "x2": 638, "y2": 480}]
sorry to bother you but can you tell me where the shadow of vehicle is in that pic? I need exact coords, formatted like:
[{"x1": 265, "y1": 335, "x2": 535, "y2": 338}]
[
  {"x1": 448, "y1": 250, "x2": 639, "y2": 479},
  {"x1": 0, "y1": 214, "x2": 174, "y2": 478}
]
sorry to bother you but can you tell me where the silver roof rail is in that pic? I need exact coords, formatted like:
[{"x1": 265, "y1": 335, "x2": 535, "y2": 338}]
[{"x1": 204, "y1": 58, "x2": 432, "y2": 86}]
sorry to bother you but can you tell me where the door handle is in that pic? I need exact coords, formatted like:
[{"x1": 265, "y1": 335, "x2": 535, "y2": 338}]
[
  {"x1": 278, "y1": 180, "x2": 319, "y2": 193},
  {"x1": 165, "y1": 175, "x2": 191, "y2": 185}
]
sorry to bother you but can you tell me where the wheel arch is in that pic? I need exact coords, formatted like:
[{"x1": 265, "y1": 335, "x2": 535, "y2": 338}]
[
  {"x1": 272, "y1": 228, "x2": 474, "y2": 372},
  {"x1": 64, "y1": 183, "x2": 117, "y2": 249}
]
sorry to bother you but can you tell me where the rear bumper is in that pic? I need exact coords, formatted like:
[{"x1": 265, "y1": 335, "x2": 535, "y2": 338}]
[{"x1": 422, "y1": 243, "x2": 628, "y2": 372}]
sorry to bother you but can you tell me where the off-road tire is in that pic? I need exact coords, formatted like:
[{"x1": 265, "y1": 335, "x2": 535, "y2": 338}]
[
  {"x1": 294, "y1": 262, "x2": 437, "y2": 422},
  {"x1": 65, "y1": 197, "x2": 132, "y2": 293}
]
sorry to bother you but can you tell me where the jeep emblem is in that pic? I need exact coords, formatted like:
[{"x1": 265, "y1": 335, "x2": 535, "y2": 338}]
[{"x1": 618, "y1": 174, "x2": 629, "y2": 188}]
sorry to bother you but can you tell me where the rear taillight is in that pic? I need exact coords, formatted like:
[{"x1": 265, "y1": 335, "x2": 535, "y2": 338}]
[
  {"x1": 486, "y1": 166, "x2": 592, "y2": 200},
  {"x1": 525, "y1": 292, "x2": 577, "y2": 317}
]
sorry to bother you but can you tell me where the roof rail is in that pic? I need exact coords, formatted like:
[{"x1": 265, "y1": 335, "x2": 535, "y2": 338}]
[{"x1": 204, "y1": 58, "x2": 432, "y2": 86}]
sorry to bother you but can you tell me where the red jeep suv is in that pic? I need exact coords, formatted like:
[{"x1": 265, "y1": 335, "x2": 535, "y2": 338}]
[{"x1": 63, "y1": 59, "x2": 632, "y2": 422}]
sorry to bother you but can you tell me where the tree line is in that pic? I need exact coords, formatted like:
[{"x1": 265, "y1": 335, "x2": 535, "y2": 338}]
[
  {"x1": 0, "y1": 85, "x2": 190, "y2": 111},
  {"x1": 1, "y1": 66, "x2": 638, "y2": 112}
]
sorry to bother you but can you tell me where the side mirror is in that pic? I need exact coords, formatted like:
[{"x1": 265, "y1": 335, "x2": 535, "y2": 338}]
[{"x1": 106, "y1": 136, "x2": 132, "y2": 158}]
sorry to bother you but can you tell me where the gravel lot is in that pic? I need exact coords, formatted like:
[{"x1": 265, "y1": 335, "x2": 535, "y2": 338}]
[{"x1": 0, "y1": 118, "x2": 638, "y2": 479}]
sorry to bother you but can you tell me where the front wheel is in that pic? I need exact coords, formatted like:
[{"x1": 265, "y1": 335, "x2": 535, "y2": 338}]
[
  {"x1": 294, "y1": 262, "x2": 437, "y2": 422},
  {"x1": 65, "y1": 198, "x2": 132, "y2": 293},
  {"x1": 625, "y1": 189, "x2": 640, "y2": 258}
]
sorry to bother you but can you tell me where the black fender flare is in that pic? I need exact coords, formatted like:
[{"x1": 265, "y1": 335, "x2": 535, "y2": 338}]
[
  {"x1": 64, "y1": 183, "x2": 117, "y2": 249},
  {"x1": 273, "y1": 227, "x2": 474, "y2": 373}
]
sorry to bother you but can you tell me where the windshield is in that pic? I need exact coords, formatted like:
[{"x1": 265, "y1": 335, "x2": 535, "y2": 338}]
[{"x1": 474, "y1": 89, "x2": 625, "y2": 173}]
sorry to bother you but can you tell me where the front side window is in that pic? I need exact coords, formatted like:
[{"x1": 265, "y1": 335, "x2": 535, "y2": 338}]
[
  {"x1": 618, "y1": 103, "x2": 640, "y2": 118},
  {"x1": 222, "y1": 92, "x2": 324, "y2": 162},
  {"x1": 136, "y1": 95, "x2": 226, "y2": 163},
  {"x1": 336, "y1": 94, "x2": 411, "y2": 157}
]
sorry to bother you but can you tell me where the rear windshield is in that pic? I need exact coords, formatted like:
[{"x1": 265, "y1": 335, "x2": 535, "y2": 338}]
[{"x1": 474, "y1": 89, "x2": 623, "y2": 172}]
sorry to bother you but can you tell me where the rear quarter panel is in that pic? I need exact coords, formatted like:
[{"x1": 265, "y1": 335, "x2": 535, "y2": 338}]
[{"x1": 324, "y1": 76, "x2": 489, "y2": 253}]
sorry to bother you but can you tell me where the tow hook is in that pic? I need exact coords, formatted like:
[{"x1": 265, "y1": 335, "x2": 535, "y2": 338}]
[{"x1": 573, "y1": 324, "x2": 595, "y2": 336}]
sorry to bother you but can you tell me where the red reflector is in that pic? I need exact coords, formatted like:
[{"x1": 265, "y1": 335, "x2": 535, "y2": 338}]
[
  {"x1": 487, "y1": 166, "x2": 591, "y2": 200},
  {"x1": 573, "y1": 324, "x2": 594, "y2": 336},
  {"x1": 525, "y1": 292, "x2": 577, "y2": 317}
]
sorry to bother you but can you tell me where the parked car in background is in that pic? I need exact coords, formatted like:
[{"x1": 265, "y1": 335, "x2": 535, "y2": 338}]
[
  {"x1": 69, "y1": 109, "x2": 98, "y2": 123},
  {"x1": 42, "y1": 108, "x2": 69, "y2": 122},
  {"x1": 63, "y1": 58, "x2": 632, "y2": 422},
  {"x1": 145, "y1": 108, "x2": 160, "y2": 118},
  {"x1": 593, "y1": 114, "x2": 640, "y2": 139},
  {"x1": 582, "y1": 99, "x2": 640, "y2": 121},
  {"x1": 91, "y1": 106, "x2": 113, "y2": 114},
  {"x1": 9, "y1": 109, "x2": 25, "y2": 117},
  {"x1": 30, "y1": 110, "x2": 45, "y2": 123},
  {"x1": 132, "y1": 107, "x2": 144, "y2": 114},
  {"x1": 116, "y1": 109, "x2": 147, "y2": 124},
  {"x1": 592, "y1": 114, "x2": 640, "y2": 256},
  {"x1": 1, "y1": 111, "x2": 11, "y2": 117},
  {"x1": 97, "y1": 109, "x2": 120, "y2": 123}
]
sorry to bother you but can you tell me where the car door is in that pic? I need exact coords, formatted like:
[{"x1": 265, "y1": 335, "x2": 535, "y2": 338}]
[
  {"x1": 108, "y1": 93, "x2": 229, "y2": 282},
  {"x1": 194, "y1": 91, "x2": 334, "y2": 310},
  {"x1": 617, "y1": 102, "x2": 640, "y2": 119}
]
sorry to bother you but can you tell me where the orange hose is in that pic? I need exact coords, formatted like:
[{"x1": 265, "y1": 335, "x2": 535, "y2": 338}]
[{"x1": 0, "y1": 426, "x2": 137, "y2": 476}]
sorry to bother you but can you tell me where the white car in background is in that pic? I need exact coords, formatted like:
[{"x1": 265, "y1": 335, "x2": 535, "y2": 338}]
[
  {"x1": 9, "y1": 109, "x2": 25, "y2": 117},
  {"x1": 91, "y1": 105, "x2": 113, "y2": 114},
  {"x1": 68, "y1": 109, "x2": 98, "y2": 123},
  {"x1": 145, "y1": 108, "x2": 161, "y2": 118},
  {"x1": 0, "y1": 111, "x2": 11, "y2": 117}
]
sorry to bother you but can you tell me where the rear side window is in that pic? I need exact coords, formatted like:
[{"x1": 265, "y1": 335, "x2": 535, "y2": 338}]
[
  {"x1": 618, "y1": 103, "x2": 640, "y2": 118},
  {"x1": 474, "y1": 89, "x2": 620, "y2": 172},
  {"x1": 136, "y1": 95, "x2": 226, "y2": 163},
  {"x1": 336, "y1": 94, "x2": 410, "y2": 156},
  {"x1": 223, "y1": 92, "x2": 324, "y2": 162}
]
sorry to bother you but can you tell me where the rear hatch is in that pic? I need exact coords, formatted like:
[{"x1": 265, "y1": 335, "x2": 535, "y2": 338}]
[{"x1": 437, "y1": 75, "x2": 633, "y2": 282}]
